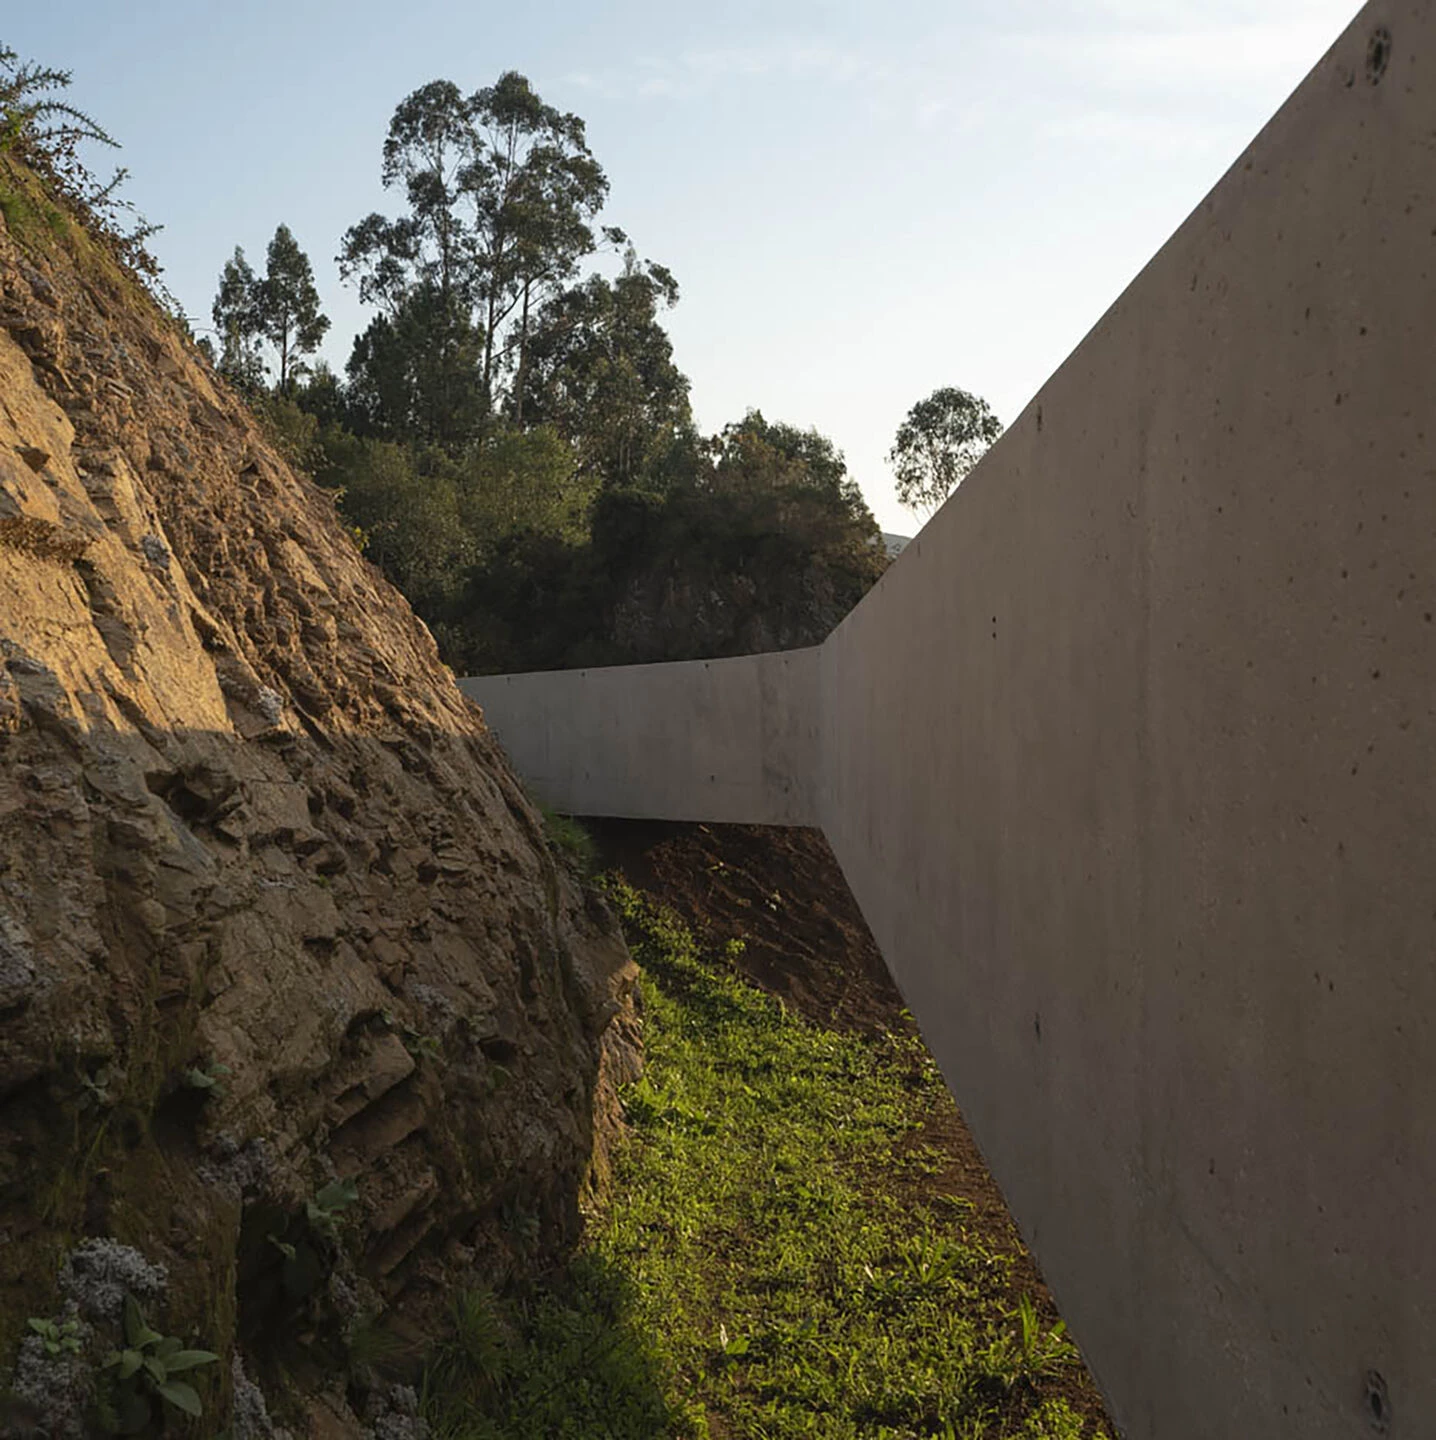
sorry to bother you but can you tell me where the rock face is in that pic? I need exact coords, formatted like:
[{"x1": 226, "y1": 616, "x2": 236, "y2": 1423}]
[{"x1": 0, "y1": 184, "x2": 639, "y2": 1431}]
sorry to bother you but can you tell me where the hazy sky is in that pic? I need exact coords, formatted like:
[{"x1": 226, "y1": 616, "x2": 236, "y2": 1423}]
[{"x1": 8, "y1": 0, "x2": 1363, "y2": 534}]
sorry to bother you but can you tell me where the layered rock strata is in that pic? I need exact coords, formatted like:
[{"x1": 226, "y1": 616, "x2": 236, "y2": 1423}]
[{"x1": 0, "y1": 182, "x2": 639, "y2": 1432}]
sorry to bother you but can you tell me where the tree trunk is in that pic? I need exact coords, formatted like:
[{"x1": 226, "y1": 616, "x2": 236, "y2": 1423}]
[
  {"x1": 513, "y1": 279, "x2": 531, "y2": 426},
  {"x1": 439, "y1": 209, "x2": 453, "y2": 447},
  {"x1": 481, "y1": 288, "x2": 497, "y2": 432}
]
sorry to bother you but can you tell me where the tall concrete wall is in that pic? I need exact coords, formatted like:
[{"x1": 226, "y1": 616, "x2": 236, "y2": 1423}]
[
  {"x1": 460, "y1": 4, "x2": 1435, "y2": 1435},
  {"x1": 460, "y1": 648, "x2": 820, "y2": 825}
]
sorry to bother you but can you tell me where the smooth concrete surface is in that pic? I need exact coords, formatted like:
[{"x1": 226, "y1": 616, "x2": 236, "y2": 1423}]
[
  {"x1": 459, "y1": 648, "x2": 820, "y2": 824},
  {"x1": 462, "y1": 4, "x2": 1435, "y2": 1435}
]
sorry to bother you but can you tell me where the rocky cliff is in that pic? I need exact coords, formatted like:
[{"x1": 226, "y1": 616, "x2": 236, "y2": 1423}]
[{"x1": 0, "y1": 165, "x2": 639, "y2": 1437}]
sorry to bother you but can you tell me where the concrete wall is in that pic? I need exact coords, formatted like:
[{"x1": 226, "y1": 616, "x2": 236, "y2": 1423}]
[
  {"x1": 459, "y1": 648, "x2": 820, "y2": 825},
  {"x1": 461, "y1": 4, "x2": 1435, "y2": 1435}
]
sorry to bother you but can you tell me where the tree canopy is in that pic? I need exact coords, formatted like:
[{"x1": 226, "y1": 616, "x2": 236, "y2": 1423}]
[
  {"x1": 209, "y1": 226, "x2": 329, "y2": 392},
  {"x1": 338, "y1": 71, "x2": 612, "y2": 448},
  {"x1": 888, "y1": 386, "x2": 1003, "y2": 517},
  {"x1": 519, "y1": 245, "x2": 695, "y2": 489},
  {"x1": 257, "y1": 224, "x2": 329, "y2": 391},
  {"x1": 211, "y1": 246, "x2": 264, "y2": 387},
  {"x1": 203, "y1": 67, "x2": 904, "y2": 680}
]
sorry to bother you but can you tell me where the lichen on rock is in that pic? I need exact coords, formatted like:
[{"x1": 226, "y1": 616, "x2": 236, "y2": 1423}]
[
  {"x1": 58, "y1": 1238, "x2": 167, "y2": 1327},
  {"x1": 232, "y1": 1352, "x2": 294, "y2": 1440},
  {"x1": 8, "y1": 1324, "x2": 93, "y2": 1440}
]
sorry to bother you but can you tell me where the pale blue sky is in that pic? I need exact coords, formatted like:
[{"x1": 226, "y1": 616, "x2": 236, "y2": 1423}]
[{"x1": 9, "y1": 0, "x2": 1362, "y2": 533}]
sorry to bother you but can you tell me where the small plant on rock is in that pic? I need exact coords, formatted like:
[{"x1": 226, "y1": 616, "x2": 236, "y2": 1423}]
[
  {"x1": 181, "y1": 1058, "x2": 231, "y2": 1099},
  {"x1": 267, "y1": 1177, "x2": 360, "y2": 1300},
  {"x1": 540, "y1": 805, "x2": 597, "y2": 876},
  {"x1": 306, "y1": 1177, "x2": 359, "y2": 1243},
  {"x1": 26, "y1": 1316, "x2": 82, "y2": 1357},
  {"x1": 96, "y1": 1294, "x2": 218, "y2": 1434},
  {"x1": 380, "y1": 1010, "x2": 443, "y2": 1066},
  {"x1": 0, "y1": 47, "x2": 163, "y2": 287},
  {"x1": 78, "y1": 1063, "x2": 116, "y2": 1111}
]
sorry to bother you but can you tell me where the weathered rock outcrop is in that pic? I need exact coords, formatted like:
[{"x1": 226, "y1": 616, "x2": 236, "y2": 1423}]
[{"x1": 0, "y1": 177, "x2": 639, "y2": 1434}]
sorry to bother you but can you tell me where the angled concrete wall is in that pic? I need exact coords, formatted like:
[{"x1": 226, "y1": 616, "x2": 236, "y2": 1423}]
[
  {"x1": 462, "y1": 4, "x2": 1436, "y2": 1435},
  {"x1": 460, "y1": 648, "x2": 820, "y2": 825}
]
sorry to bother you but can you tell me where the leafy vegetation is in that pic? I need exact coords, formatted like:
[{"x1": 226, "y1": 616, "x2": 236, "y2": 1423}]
[
  {"x1": 0, "y1": 44, "x2": 163, "y2": 287},
  {"x1": 181, "y1": 1058, "x2": 231, "y2": 1098},
  {"x1": 96, "y1": 1294, "x2": 218, "y2": 1433},
  {"x1": 25, "y1": 1316, "x2": 81, "y2": 1357},
  {"x1": 418, "y1": 883, "x2": 1109, "y2": 1439},
  {"x1": 189, "y1": 67, "x2": 888, "y2": 676},
  {"x1": 540, "y1": 807, "x2": 598, "y2": 875},
  {"x1": 257, "y1": 1176, "x2": 362, "y2": 1319},
  {"x1": 304, "y1": 1177, "x2": 361, "y2": 1245},
  {"x1": 888, "y1": 386, "x2": 1004, "y2": 518}
]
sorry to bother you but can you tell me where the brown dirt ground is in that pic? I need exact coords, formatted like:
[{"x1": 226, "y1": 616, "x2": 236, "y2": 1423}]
[{"x1": 585, "y1": 818, "x2": 1117, "y2": 1439}]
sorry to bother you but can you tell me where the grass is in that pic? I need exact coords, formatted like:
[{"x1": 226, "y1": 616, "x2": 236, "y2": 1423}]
[
  {"x1": 0, "y1": 169, "x2": 63, "y2": 245},
  {"x1": 421, "y1": 881, "x2": 1110, "y2": 1439},
  {"x1": 540, "y1": 805, "x2": 598, "y2": 876}
]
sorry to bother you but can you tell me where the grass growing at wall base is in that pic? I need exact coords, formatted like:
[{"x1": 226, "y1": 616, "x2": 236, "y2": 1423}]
[{"x1": 422, "y1": 881, "x2": 1109, "y2": 1439}]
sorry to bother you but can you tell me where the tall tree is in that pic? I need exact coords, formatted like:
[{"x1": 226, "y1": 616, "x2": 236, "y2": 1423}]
[
  {"x1": 712, "y1": 410, "x2": 867, "y2": 512},
  {"x1": 467, "y1": 71, "x2": 611, "y2": 422},
  {"x1": 701, "y1": 410, "x2": 882, "y2": 561},
  {"x1": 256, "y1": 224, "x2": 329, "y2": 393},
  {"x1": 339, "y1": 71, "x2": 612, "y2": 446},
  {"x1": 888, "y1": 386, "x2": 1003, "y2": 517},
  {"x1": 520, "y1": 246, "x2": 695, "y2": 488},
  {"x1": 339, "y1": 81, "x2": 489, "y2": 448},
  {"x1": 211, "y1": 246, "x2": 265, "y2": 388},
  {"x1": 345, "y1": 287, "x2": 484, "y2": 446}
]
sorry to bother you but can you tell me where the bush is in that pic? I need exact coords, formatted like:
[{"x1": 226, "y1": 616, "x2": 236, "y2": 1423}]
[
  {"x1": 541, "y1": 807, "x2": 597, "y2": 876},
  {"x1": 0, "y1": 45, "x2": 163, "y2": 287}
]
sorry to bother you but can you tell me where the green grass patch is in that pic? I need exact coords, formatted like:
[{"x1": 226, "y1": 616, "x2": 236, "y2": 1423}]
[
  {"x1": 422, "y1": 881, "x2": 1109, "y2": 1439},
  {"x1": 0, "y1": 175, "x2": 55, "y2": 244},
  {"x1": 0, "y1": 181, "x2": 24, "y2": 230},
  {"x1": 0, "y1": 155, "x2": 71, "y2": 248},
  {"x1": 540, "y1": 805, "x2": 598, "y2": 877}
]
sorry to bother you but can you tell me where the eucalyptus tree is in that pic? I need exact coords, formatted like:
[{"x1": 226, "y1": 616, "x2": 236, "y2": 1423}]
[
  {"x1": 339, "y1": 71, "x2": 613, "y2": 447},
  {"x1": 339, "y1": 80, "x2": 485, "y2": 447},
  {"x1": 256, "y1": 224, "x2": 329, "y2": 392},
  {"x1": 888, "y1": 386, "x2": 1004, "y2": 517},
  {"x1": 519, "y1": 246, "x2": 695, "y2": 488},
  {"x1": 211, "y1": 229, "x2": 329, "y2": 393},
  {"x1": 470, "y1": 70, "x2": 612, "y2": 422},
  {"x1": 210, "y1": 246, "x2": 265, "y2": 388}
]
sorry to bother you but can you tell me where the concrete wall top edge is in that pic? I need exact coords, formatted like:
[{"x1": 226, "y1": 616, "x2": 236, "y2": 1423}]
[
  {"x1": 830, "y1": 0, "x2": 1407, "y2": 646},
  {"x1": 458, "y1": 644, "x2": 824, "y2": 688}
]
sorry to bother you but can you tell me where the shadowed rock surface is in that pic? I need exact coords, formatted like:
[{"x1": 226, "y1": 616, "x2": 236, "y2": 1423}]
[{"x1": 0, "y1": 170, "x2": 639, "y2": 1435}]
